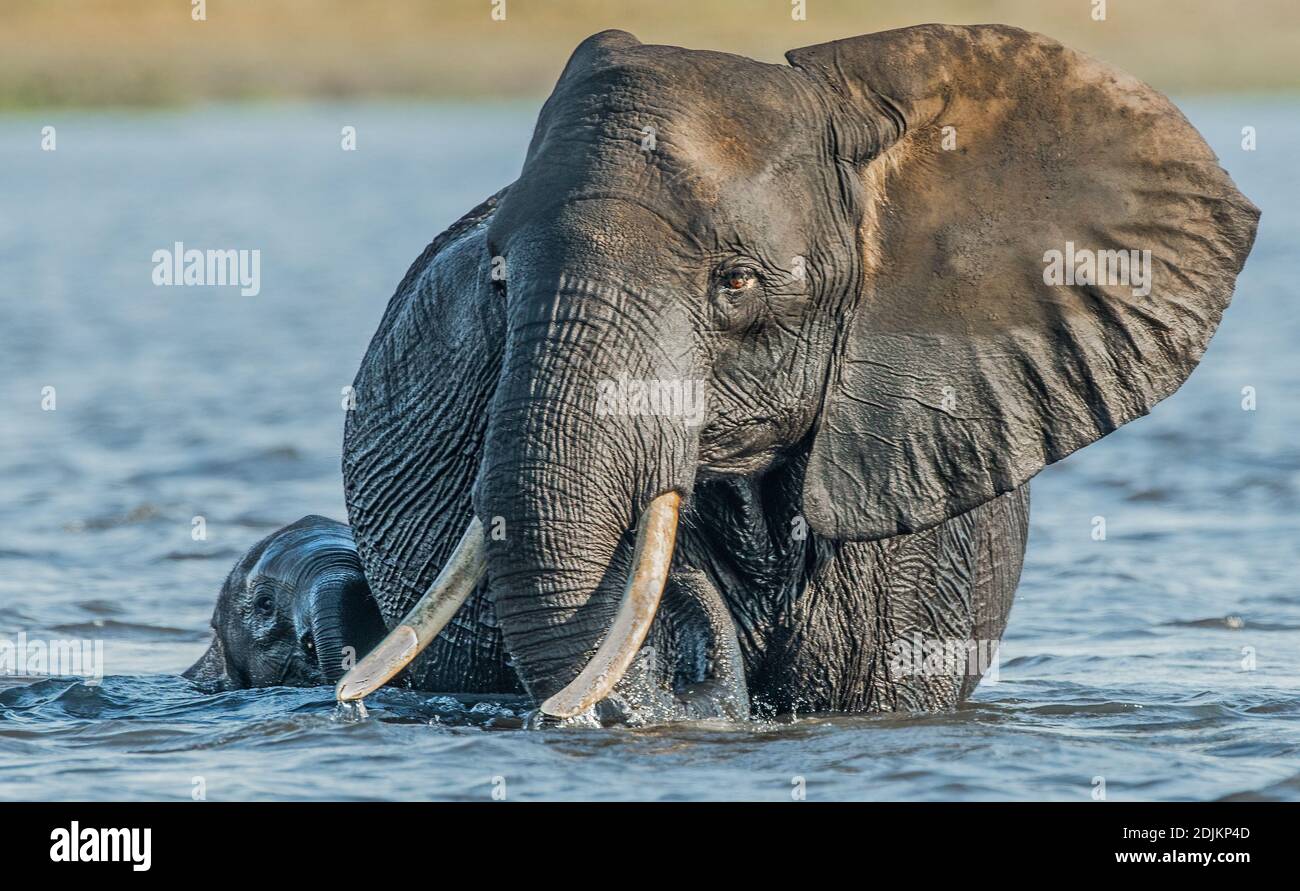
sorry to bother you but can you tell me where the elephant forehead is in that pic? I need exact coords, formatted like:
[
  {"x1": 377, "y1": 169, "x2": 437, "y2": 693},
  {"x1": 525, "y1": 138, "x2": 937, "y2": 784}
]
[
  {"x1": 248, "y1": 525, "x2": 357, "y2": 584},
  {"x1": 532, "y1": 52, "x2": 821, "y2": 197},
  {"x1": 498, "y1": 134, "x2": 822, "y2": 262}
]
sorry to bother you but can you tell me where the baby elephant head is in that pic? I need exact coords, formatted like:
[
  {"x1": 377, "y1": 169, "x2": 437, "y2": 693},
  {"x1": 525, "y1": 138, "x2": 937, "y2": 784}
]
[{"x1": 184, "y1": 516, "x2": 386, "y2": 691}]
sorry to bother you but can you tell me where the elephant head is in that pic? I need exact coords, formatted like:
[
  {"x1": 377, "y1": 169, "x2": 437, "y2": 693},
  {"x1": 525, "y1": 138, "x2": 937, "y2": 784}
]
[
  {"x1": 185, "y1": 516, "x2": 386, "y2": 691},
  {"x1": 340, "y1": 26, "x2": 1257, "y2": 719}
]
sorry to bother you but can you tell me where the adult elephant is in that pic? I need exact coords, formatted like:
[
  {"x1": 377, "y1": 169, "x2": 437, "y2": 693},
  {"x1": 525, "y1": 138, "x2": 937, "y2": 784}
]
[{"x1": 339, "y1": 26, "x2": 1258, "y2": 723}]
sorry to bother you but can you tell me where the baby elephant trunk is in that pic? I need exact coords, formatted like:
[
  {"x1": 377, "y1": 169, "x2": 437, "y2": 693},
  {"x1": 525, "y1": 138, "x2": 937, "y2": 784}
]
[{"x1": 306, "y1": 569, "x2": 386, "y2": 683}]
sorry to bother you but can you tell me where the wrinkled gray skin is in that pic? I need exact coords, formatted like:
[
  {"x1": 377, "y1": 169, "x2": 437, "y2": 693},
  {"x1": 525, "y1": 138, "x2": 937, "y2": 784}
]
[
  {"x1": 343, "y1": 26, "x2": 1258, "y2": 723},
  {"x1": 184, "y1": 516, "x2": 386, "y2": 692}
]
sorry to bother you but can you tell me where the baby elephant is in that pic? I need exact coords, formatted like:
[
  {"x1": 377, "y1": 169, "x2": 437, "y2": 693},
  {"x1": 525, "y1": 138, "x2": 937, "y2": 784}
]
[{"x1": 184, "y1": 516, "x2": 386, "y2": 691}]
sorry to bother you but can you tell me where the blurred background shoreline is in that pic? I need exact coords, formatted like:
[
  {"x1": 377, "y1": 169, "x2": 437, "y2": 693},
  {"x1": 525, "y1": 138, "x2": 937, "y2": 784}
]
[{"x1": 4, "y1": 0, "x2": 1299, "y2": 111}]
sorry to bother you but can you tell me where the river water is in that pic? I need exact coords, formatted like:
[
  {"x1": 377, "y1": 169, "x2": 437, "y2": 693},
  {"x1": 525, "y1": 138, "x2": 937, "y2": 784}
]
[{"x1": 1, "y1": 99, "x2": 1297, "y2": 800}]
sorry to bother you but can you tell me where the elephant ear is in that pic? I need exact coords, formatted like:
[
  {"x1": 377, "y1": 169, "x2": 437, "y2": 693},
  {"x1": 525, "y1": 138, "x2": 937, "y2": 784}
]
[
  {"x1": 787, "y1": 24, "x2": 1259, "y2": 541},
  {"x1": 344, "y1": 188, "x2": 509, "y2": 627}
]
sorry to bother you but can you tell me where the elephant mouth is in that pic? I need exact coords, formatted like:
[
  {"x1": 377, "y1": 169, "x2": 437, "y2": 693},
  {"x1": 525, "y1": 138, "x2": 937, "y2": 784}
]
[{"x1": 335, "y1": 490, "x2": 682, "y2": 719}]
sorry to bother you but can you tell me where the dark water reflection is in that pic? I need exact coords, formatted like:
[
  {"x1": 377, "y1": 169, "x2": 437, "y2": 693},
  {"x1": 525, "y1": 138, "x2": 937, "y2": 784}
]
[{"x1": 0, "y1": 100, "x2": 1297, "y2": 800}]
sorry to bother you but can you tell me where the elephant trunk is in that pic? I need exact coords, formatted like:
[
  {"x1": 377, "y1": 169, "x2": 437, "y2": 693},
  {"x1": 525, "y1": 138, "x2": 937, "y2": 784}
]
[
  {"x1": 305, "y1": 567, "x2": 385, "y2": 684},
  {"x1": 476, "y1": 276, "x2": 700, "y2": 709}
]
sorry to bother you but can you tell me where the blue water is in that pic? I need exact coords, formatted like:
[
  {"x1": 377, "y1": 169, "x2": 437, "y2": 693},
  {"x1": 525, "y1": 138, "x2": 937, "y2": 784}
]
[{"x1": 1, "y1": 99, "x2": 1297, "y2": 800}]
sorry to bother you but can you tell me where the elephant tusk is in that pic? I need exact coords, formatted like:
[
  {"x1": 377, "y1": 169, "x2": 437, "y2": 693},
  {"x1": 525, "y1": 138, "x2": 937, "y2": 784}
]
[
  {"x1": 335, "y1": 517, "x2": 486, "y2": 702},
  {"x1": 539, "y1": 491, "x2": 681, "y2": 719}
]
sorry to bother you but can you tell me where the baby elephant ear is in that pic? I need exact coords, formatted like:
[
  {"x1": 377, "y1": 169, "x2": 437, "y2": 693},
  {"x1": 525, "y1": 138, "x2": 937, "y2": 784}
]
[{"x1": 787, "y1": 24, "x2": 1259, "y2": 541}]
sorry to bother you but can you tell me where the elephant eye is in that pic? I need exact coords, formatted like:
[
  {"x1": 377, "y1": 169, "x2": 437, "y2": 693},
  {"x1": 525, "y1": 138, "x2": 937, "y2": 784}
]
[
  {"x1": 719, "y1": 266, "x2": 759, "y2": 293},
  {"x1": 253, "y1": 593, "x2": 275, "y2": 616}
]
